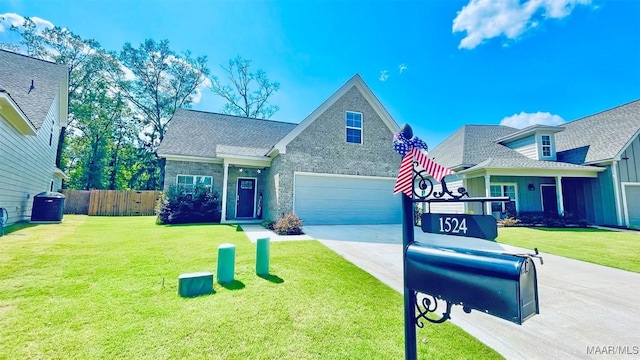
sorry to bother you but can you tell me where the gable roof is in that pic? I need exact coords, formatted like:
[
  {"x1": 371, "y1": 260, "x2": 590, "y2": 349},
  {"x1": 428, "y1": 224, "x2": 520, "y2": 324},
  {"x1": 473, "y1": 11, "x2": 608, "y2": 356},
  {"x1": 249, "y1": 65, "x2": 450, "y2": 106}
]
[
  {"x1": 268, "y1": 73, "x2": 399, "y2": 155},
  {"x1": 429, "y1": 124, "x2": 601, "y2": 175},
  {"x1": 556, "y1": 99, "x2": 640, "y2": 164},
  {"x1": 0, "y1": 49, "x2": 69, "y2": 129},
  {"x1": 157, "y1": 109, "x2": 297, "y2": 159},
  {"x1": 429, "y1": 125, "x2": 519, "y2": 170}
]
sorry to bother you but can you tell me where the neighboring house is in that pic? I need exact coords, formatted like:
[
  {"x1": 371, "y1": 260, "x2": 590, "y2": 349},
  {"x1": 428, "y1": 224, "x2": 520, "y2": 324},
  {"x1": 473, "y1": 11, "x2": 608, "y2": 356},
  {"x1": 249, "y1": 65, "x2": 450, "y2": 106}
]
[
  {"x1": 428, "y1": 99, "x2": 640, "y2": 228},
  {"x1": 0, "y1": 50, "x2": 69, "y2": 225},
  {"x1": 157, "y1": 74, "x2": 401, "y2": 225}
]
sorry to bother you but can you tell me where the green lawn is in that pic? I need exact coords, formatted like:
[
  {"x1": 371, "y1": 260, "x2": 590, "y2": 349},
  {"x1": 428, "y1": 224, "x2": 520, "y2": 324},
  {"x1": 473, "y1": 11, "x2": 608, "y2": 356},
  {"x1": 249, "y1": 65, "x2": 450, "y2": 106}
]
[
  {"x1": 497, "y1": 227, "x2": 640, "y2": 273},
  {"x1": 0, "y1": 216, "x2": 500, "y2": 359}
]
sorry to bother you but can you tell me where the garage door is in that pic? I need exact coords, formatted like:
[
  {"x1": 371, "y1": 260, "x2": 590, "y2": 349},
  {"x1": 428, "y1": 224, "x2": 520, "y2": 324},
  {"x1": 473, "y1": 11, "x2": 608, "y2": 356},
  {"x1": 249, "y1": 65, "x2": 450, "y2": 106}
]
[
  {"x1": 294, "y1": 173, "x2": 402, "y2": 225},
  {"x1": 624, "y1": 184, "x2": 640, "y2": 228}
]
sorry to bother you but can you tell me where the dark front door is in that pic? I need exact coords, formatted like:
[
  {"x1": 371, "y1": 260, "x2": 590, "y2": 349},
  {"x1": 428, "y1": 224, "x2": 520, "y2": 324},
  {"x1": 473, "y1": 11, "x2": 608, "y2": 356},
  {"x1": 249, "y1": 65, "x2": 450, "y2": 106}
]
[
  {"x1": 542, "y1": 185, "x2": 558, "y2": 216},
  {"x1": 237, "y1": 178, "x2": 256, "y2": 218}
]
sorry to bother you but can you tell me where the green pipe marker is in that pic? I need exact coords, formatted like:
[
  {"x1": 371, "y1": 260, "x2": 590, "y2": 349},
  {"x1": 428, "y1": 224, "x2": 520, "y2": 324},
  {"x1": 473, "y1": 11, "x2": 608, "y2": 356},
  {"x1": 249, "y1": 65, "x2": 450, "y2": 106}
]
[{"x1": 256, "y1": 237, "x2": 270, "y2": 275}]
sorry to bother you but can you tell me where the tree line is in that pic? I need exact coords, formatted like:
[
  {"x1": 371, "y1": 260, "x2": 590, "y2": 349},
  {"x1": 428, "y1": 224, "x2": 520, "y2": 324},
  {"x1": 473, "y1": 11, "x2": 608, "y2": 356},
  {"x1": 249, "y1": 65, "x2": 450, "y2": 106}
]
[{"x1": 1, "y1": 17, "x2": 279, "y2": 190}]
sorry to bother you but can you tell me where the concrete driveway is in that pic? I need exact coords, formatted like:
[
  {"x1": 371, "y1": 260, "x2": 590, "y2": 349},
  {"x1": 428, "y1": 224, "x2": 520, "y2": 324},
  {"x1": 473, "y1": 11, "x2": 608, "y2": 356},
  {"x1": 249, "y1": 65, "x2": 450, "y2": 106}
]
[{"x1": 303, "y1": 225, "x2": 640, "y2": 360}]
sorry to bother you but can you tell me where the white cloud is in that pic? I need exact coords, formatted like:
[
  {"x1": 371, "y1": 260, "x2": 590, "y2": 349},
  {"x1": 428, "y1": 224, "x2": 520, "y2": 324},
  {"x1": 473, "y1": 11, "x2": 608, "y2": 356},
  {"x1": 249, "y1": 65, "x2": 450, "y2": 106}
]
[
  {"x1": 500, "y1": 111, "x2": 565, "y2": 128},
  {"x1": 379, "y1": 70, "x2": 389, "y2": 82},
  {"x1": 399, "y1": 63, "x2": 408, "y2": 74},
  {"x1": 0, "y1": 13, "x2": 54, "y2": 33},
  {"x1": 452, "y1": 0, "x2": 591, "y2": 50}
]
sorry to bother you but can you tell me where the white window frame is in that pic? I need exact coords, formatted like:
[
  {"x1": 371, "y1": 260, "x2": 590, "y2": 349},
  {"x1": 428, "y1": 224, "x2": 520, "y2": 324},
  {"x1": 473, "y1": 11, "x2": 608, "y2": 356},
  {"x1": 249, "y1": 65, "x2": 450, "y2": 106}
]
[
  {"x1": 490, "y1": 183, "x2": 518, "y2": 214},
  {"x1": 345, "y1": 111, "x2": 363, "y2": 144},
  {"x1": 176, "y1": 174, "x2": 213, "y2": 193},
  {"x1": 541, "y1": 135, "x2": 552, "y2": 158}
]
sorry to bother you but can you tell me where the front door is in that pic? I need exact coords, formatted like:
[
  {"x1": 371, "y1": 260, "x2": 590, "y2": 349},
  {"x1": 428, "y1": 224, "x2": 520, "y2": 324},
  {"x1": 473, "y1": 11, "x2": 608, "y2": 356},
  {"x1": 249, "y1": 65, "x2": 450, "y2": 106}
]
[
  {"x1": 237, "y1": 178, "x2": 256, "y2": 218},
  {"x1": 541, "y1": 185, "x2": 558, "y2": 216}
]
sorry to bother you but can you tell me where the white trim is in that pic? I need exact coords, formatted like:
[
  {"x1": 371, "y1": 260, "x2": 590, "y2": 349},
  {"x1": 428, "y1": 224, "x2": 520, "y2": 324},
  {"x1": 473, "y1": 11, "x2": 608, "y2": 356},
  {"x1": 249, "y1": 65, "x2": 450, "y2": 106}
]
[
  {"x1": 268, "y1": 74, "x2": 399, "y2": 156},
  {"x1": 345, "y1": 110, "x2": 363, "y2": 144},
  {"x1": 484, "y1": 174, "x2": 491, "y2": 215},
  {"x1": 53, "y1": 167, "x2": 68, "y2": 180},
  {"x1": 219, "y1": 155, "x2": 271, "y2": 167},
  {"x1": 612, "y1": 161, "x2": 624, "y2": 226},
  {"x1": 160, "y1": 154, "x2": 223, "y2": 164},
  {"x1": 235, "y1": 177, "x2": 258, "y2": 218},
  {"x1": 294, "y1": 171, "x2": 396, "y2": 181},
  {"x1": 490, "y1": 182, "x2": 519, "y2": 213},
  {"x1": 556, "y1": 176, "x2": 564, "y2": 216},
  {"x1": 221, "y1": 163, "x2": 229, "y2": 223},
  {"x1": 459, "y1": 167, "x2": 604, "y2": 178},
  {"x1": 539, "y1": 134, "x2": 553, "y2": 159},
  {"x1": 621, "y1": 182, "x2": 640, "y2": 228},
  {"x1": 0, "y1": 93, "x2": 37, "y2": 135},
  {"x1": 176, "y1": 174, "x2": 213, "y2": 192}
]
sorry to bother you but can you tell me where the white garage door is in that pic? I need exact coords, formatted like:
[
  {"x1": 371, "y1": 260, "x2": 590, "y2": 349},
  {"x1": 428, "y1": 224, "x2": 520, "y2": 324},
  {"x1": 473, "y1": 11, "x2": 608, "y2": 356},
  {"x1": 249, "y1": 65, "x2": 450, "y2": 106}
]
[
  {"x1": 294, "y1": 173, "x2": 402, "y2": 225},
  {"x1": 624, "y1": 184, "x2": 640, "y2": 228}
]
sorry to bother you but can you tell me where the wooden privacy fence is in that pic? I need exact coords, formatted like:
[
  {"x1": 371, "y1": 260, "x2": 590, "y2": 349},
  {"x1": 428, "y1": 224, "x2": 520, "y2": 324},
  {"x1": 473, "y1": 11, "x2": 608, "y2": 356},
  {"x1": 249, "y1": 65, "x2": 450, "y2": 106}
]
[{"x1": 62, "y1": 190, "x2": 162, "y2": 216}]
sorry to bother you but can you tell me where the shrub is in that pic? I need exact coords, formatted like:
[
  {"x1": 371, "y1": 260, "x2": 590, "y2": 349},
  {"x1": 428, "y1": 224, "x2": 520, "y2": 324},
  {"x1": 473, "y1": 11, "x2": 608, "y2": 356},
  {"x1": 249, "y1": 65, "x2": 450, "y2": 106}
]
[
  {"x1": 156, "y1": 185, "x2": 221, "y2": 224},
  {"x1": 498, "y1": 217, "x2": 521, "y2": 227},
  {"x1": 414, "y1": 206, "x2": 424, "y2": 226},
  {"x1": 261, "y1": 219, "x2": 276, "y2": 230},
  {"x1": 274, "y1": 213, "x2": 303, "y2": 235}
]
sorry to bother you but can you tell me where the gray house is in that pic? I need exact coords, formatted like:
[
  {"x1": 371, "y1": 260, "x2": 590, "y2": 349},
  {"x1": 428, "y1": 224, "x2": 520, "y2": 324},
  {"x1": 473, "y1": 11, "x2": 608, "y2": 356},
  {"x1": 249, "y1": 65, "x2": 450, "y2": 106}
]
[
  {"x1": 157, "y1": 74, "x2": 402, "y2": 225},
  {"x1": 428, "y1": 99, "x2": 640, "y2": 229},
  {"x1": 0, "y1": 50, "x2": 69, "y2": 225}
]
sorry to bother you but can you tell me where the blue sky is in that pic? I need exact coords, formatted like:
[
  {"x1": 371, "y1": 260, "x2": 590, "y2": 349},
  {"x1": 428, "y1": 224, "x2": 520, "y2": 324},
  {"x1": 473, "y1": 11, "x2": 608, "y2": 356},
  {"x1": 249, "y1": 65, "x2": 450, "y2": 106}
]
[{"x1": 1, "y1": 0, "x2": 639, "y2": 148}]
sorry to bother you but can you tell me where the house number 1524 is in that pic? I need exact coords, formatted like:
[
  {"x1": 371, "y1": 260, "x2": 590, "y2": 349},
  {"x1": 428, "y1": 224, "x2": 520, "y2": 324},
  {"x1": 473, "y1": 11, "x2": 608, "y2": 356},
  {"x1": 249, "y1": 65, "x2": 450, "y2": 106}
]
[{"x1": 438, "y1": 217, "x2": 468, "y2": 234}]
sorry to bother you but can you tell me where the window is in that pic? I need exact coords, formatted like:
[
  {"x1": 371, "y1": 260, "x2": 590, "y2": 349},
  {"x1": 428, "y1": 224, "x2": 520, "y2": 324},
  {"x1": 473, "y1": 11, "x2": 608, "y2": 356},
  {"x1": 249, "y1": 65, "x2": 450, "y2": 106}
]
[
  {"x1": 176, "y1": 175, "x2": 212, "y2": 193},
  {"x1": 541, "y1": 135, "x2": 551, "y2": 157},
  {"x1": 490, "y1": 184, "x2": 517, "y2": 214},
  {"x1": 345, "y1": 111, "x2": 362, "y2": 144}
]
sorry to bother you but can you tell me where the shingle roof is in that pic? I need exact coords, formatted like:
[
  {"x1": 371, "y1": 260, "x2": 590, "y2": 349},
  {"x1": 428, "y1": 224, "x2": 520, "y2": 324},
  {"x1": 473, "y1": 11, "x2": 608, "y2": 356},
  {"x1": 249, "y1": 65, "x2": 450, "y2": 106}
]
[
  {"x1": 429, "y1": 124, "x2": 598, "y2": 173},
  {"x1": 0, "y1": 49, "x2": 68, "y2": 129},
  {"x1": 556, "y1": 99, "x2": 640, "y2": 164},
  {"x1": 157, "y1": 109, "x2": 298, "y2": 158},
  {"x1": 429, "y1": 125, "x2": 520, "y2": 170}
]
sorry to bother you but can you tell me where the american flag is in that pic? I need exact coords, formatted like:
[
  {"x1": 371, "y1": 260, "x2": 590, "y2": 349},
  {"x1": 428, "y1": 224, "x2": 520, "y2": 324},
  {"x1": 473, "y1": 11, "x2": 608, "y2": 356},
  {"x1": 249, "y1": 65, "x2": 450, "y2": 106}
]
[{"x1": 393, "y1": 148, "x2": 455, "y2": 197}]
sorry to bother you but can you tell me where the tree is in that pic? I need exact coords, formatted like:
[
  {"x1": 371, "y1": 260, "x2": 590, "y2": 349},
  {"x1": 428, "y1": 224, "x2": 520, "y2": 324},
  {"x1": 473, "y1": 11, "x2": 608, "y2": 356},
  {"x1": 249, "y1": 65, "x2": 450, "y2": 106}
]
[
  {"x1": 210, "y1": 55, "x2": 280, "y2": 119},
  {"x1": 5, "y1": 18, "x2": 141, "y2": 190},
  {"x1": 119, "y1": 39, "x2": 210, "y2": 147}
]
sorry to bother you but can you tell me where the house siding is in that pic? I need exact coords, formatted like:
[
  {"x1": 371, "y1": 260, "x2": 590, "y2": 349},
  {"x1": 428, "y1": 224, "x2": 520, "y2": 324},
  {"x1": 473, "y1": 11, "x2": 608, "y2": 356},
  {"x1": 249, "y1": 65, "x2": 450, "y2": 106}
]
[
  {"x1": 504, "y1": 136, "x2": 537, "y2": 159},
  {"x1": 618, "y1": 135, "x2": 640, "y2": 182},
  {"x1": 263, "y1": 86, "x2": 400, "y2": 219},
  {"x1": 564, "y1": 166, "x2": 617, "y2": 225},
  {"x1": 0, "y1": 93, "x2": 60, "y2": 225}
]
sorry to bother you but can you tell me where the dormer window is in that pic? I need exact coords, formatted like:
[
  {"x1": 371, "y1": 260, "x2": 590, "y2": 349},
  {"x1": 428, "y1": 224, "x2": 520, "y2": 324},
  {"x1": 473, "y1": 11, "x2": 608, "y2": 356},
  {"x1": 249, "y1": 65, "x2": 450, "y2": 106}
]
[
  {"x1": 346, "y1": 111, "x2": 362, "y2": 144},
  {"x1": 541, "y1": 135, "x2": 551, "y2": 157}
]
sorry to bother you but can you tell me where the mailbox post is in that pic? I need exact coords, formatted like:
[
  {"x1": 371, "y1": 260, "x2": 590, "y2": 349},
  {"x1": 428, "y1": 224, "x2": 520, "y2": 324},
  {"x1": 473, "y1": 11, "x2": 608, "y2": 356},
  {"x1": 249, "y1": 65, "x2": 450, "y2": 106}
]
[{"x1": 396, "y1": 124, "x2": 542, "y2": 360}]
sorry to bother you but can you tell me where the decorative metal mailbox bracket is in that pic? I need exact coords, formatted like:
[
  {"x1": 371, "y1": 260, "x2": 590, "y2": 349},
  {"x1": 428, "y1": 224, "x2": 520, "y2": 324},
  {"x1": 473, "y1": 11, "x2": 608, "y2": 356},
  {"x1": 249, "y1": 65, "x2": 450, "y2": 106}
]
[{"x1": 402, "y1": 163, "x2": 541, "y2": 360}]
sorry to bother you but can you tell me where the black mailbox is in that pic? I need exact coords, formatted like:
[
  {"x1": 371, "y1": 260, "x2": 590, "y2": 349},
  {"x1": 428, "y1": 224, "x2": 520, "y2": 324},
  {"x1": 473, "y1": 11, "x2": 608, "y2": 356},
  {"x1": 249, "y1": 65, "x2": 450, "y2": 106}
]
[{"x1": 405, "y1": 242, "x2": 539, "y2": 325}]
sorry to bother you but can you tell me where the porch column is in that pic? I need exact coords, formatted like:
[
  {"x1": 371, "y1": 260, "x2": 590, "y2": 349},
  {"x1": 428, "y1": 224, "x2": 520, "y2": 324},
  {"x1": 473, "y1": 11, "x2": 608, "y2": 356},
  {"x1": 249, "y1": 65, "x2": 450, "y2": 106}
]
[
  {"x1": 484, "y1": 174, "x2": 491, "y2": 215},
  {"x1": 556, "y1": 176, "x2": 565, "y2": 216},
  {"x1": 221, "y1": 162, "x2": 229, "y2": 223},
  {"x1": 612, "y1": 161, "x2": 623, "y2": 226}
]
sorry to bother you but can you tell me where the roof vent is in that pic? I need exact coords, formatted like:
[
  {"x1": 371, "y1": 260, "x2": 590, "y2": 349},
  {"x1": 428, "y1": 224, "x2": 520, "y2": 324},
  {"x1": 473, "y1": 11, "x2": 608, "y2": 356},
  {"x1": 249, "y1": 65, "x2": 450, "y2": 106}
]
[{"x1": 28, "y1": 79, "x2": 35, "y2": 94}]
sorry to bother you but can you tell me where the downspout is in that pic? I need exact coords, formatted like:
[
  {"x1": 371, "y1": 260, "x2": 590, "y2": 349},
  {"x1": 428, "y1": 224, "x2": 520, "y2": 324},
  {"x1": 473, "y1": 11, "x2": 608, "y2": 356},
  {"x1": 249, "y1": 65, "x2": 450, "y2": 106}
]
[{"x1": 611, "y1": 161, "x2": 624, "y2": 226}]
